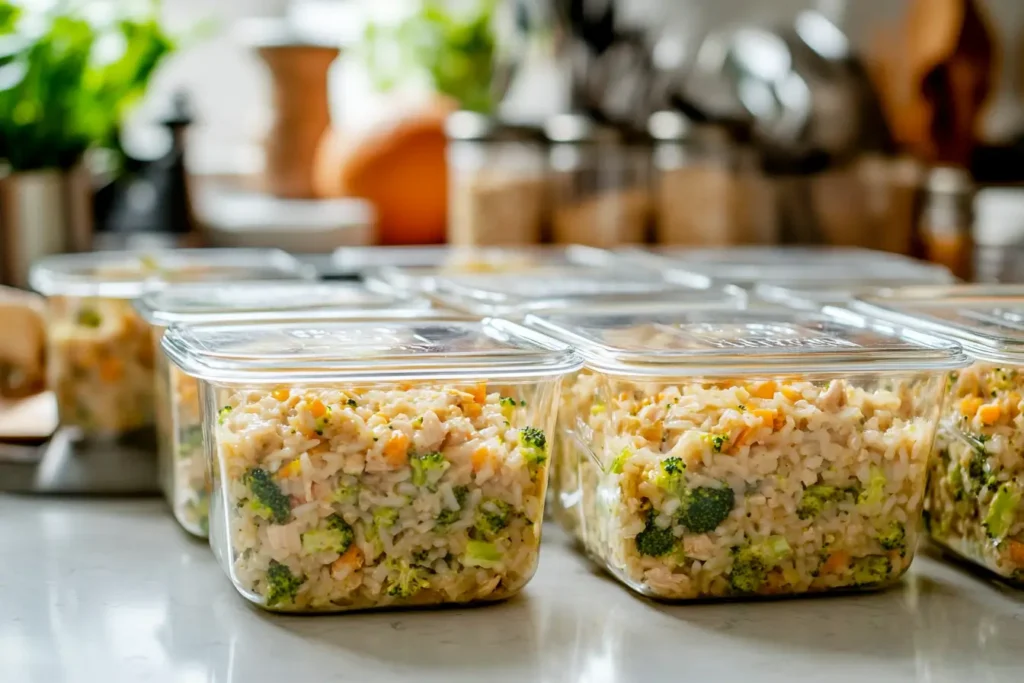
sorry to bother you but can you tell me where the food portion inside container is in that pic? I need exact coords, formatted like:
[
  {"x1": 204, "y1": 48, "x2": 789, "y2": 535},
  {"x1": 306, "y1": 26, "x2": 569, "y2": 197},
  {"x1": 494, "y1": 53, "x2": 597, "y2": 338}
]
[
  {"x1": 853, "y1": 286, "x2": 1024, "y2": 584},
  {"x1": 526, "y1": 307, "x2": 965, "y2": 600},
  {"x1": 630, "y1": 246, "x2": 954, "y2": 290},
  {"x1": 161, "y1": 318, "x2": 580, "y2": 612},
  {"x1": 137, "y1": 280, "x2": 427, "y2": 539},
  {"x1": 30, "y1": 249, "x2": 311, "y2": 439},
  {"x1": 430, "y1": 266, "x2": 744, "y2": 317}
]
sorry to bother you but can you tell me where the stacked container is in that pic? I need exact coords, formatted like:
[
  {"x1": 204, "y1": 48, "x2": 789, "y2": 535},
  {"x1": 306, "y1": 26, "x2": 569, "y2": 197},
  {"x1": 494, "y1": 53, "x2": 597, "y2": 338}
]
[
  {"x1": 28, "y1": 249, "x2": 311, "y2": 441},
  {"x1": 854, "y1": 286, "x2": 1024, "y2": 586},
  {"x1": 161, "y1": 318, "x2": 581, "y2": 611},
  {"x1": 134, "y1": 281, "x2": 428, "y2": 537},
  {"x1": 527, "y1": 306, "x2": 966, "y2": 599}
]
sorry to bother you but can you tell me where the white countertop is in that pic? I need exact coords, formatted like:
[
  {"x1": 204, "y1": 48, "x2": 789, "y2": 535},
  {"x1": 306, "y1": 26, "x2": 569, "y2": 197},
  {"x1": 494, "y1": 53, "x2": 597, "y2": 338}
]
[{"x1": 2, "y1": 495, "x2": 1023, "y2": 683}]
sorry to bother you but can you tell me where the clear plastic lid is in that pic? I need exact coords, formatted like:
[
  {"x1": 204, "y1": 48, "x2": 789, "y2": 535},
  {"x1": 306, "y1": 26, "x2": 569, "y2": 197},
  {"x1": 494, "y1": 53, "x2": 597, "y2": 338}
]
[
  {"x1": 628, "y1": 246, "x2": 954, "y2": 289},
  {"x1": 349, "y1": 245, "x2": 613, "y2": 294},
  {"x1": 134, "y1": 281, "x2": 426, "y2": 326},
  {"x1": 852, "y1": 285, "x2": 1024, "y2": 364},
  {"x1": 525, "y1": 306, "x2": 966, "y2": 376},
  {"x1": 162, "y1": 318, "x2": 582, "y2": 383},
  {"x1": 431, "y1": 267, "x2": 740, "y2": 316},
  {"x1": 30, "y1": 249, "x2": 314, "y2": 299},
  {"x1": 757, "y1": 272, "x2": 961, "y2": 309}
]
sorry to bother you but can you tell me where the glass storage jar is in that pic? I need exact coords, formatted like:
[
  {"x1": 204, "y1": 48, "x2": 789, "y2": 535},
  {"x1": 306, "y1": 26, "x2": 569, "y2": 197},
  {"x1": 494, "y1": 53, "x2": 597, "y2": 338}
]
[
  {"x1": 28, "y1": 249, "x2": 311, "y2": 441},
  {"x1": 161, "y1": 318, "x2": 581, "y2": 612},
  {"x1": 135, "y1": 280, "x2": 428, "y2": 538},
  {"x1": 445, "y1": 111, "x2": 547, "y2": 247},
  {"x1": 526, "y1": 306, "x2": 966, "y2": 600},
  {"x1": 545, "y1": 114, "x2": 651, "y2": 248},
  {"x1": 854, "y1": 285, "x2": 1024, "y2": 586}
]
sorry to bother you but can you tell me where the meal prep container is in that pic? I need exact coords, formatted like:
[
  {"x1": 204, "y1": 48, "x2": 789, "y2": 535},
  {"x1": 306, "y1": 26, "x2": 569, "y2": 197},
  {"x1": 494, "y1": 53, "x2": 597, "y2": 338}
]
[
  {"x1": 756, "y1": 269, "x2": 958, "y2": 310},
  {"x1": 526, "y1": 306, "x2": 966, "y2": 600},
  {"x1": 630, "y1": 246, "x2": 953, "y2": 291},
  {"x1": 135, "y1": 281, "x2": 427, "y2": 538},
  {"x1": 354, "y1": 245, "x2": 611, "y2": 296},
  {"x1": 853, "y1": 285, "x2": 1024, "y2": 586},
  {"x1": 161, "y1": 318, "x2": 581, "y2": 612},
  {"x1": 429, "y1": 266, "x2": 746, "y2": 318},
  {"x1": 29, "y1": 249, "x2": 310, "y2": 440}
]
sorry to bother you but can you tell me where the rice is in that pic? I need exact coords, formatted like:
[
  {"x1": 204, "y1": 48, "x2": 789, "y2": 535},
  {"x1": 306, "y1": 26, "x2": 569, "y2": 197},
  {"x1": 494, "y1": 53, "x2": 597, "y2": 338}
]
[
  {"x1": 47, "y1": 296, "x2": 155, "y2": 437},
  {"x1": 554, "y1": 372, "x2": 944, "y2": 599},
  {"x1": 211, "y1": 382, "x2": 552, "y2": 611},
  {"x1": 926, "y1": 363, "x2": 1024, "y2": 583}
]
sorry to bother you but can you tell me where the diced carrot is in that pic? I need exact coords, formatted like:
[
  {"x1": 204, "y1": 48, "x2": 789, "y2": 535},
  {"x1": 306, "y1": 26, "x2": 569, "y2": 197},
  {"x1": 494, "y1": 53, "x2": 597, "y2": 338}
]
[
  {"x1": 332, "y1": 545, "x2": 364, "y2": 573},
  {"x1": 751, "y1": 381, "x2": 777, "y2": 400},
  {"x1": 472, "y1": 382, "x2": 487, "y2": 404},
  {"x1": 640, "y1": 422, "x2": 664, "y2": 443},
  {"x1": 383, "y1": 431, "x2": 410, "y2": 468},
  {"x1": 781, "y1": 387, "x2": 802, "y2": 402},
  {"x1": 272, "y1": 388, "x2": 290, "y2": 401},
  {"x1": 1010, "y1": 393, "x2": 1022, "y2": 417},
  {"x1": 462, "y1": 400, "x2": 482, "y2": 418},
  {"x1": 731, "y1": 427, "x2": 753, "y2": 450},
  {"x1": 98, "y1": 357, "x2": 124, "y2": 383},
  {"x1": 978, "y1": 403, "x2": 1002, "y2": 425},
  {"x1": 618, "y1": 391, "x2": 631, "y2": 401},
  {"x1": 310, "y1": 399, "x2": 327, "y2": 419},
  {"x1": 821, "y1": 550, "x2": 851, "y2": 574},
  {"x1": 276, "y1": 459, "x2": 302, "y2": 479},
  {"x1": 471, "y1": 446, "x2": 491, "y2": 472},
  {"x1": 752, "y1": 409, "x2": 776, "y2": 429},
  {"x1": 1008, "y1": 540, "x2": 1024, "y2": 566},
  {"x1": 960, "y1": 397, "x2": 983, "y2": 417}
]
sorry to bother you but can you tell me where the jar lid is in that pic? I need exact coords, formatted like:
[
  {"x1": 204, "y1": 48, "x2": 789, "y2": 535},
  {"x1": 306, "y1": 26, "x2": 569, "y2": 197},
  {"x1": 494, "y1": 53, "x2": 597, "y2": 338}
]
[
  {"x1": 30, "y1": 249, "x2": 313, "y2": 299},
  {"x1": 525, "y1": 306, "x2": 966, "y2": 376},
  {"x1": 134, "y1": 281, "x2": 425, "y2": 326},
  {"x1": 853, "y1": 285, "x2": 1024, "y2": 364},
  {"x1": 162, "y1": 318, "x2": 582, "y2": 383}
]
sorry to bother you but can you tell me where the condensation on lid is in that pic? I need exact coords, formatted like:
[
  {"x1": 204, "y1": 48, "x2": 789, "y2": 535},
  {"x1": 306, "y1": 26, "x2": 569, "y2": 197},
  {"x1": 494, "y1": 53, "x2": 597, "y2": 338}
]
[
  {"x1": 162, "y1": 318, "x2": 581, "y2": 382},
  {"x1": 135, "y1": 281, "x2": 423, "y2": 326},
  {"x1": 431, "y1": 267, "x2": 732, "y2": 316},
  {"x1": 853, "y1": 285, "x2": 1024, "y2": 364},
  {"x1": 525, "y1": 306, "x2": 966, "y2": 376},
  {"x1": 30, "y1": 249, "x2": 313, "y2": 299},
  {"x1": 630, "y1": 246, "x2": 953, "y2": 287}
]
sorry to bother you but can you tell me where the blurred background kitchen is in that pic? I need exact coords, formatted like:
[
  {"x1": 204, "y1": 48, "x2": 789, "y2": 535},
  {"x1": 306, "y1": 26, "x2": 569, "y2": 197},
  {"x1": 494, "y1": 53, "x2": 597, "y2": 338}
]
[{"x1": 2, "y1": 0, "x2": 1023, "y2": 286}]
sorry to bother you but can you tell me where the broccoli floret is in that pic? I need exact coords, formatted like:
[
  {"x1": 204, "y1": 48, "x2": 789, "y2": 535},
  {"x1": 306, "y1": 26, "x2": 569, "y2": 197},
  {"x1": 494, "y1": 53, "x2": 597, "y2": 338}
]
[
  {"x1": 463, "y1": 540, "x2": 502, "y2": 568},
  {"x1": 410, "y1": 450, "x2": 449, "y2": 487},
  {"x1": 518, "y1": 427, "x2": 547, "y2": 472},
  {"x1": 851, "y1": 555, "x2": 892, "y2": 585},
  {"x1": 435, "y1": 485, "x2": 470, "y2": 527},
  {"x1": 678, "y1": 485, "x2": 735, "y2": 533},
  {"x1": 634, "y1": 513, "x2": 677, "y2": 557},
  {"x1": 265, "y1": 560, "x2": 303, "y2": 607},
  {"x1": 857, "y1": 467, "x2": 887, "y2": 507},
  {"x1": 475, "y1": 498, "x2": 513, "y2": 537},
  {"x1": 76, "y1": 308, "x2": 102, "y2": 328},
  {"x1": 373, "y1": 507, "x2": 399, "y2": 531},
  {"x1": 797, "y1": 484, "x2": 851, "y2": 520},
  {"x1": 965, "y1": 448, "x2": 996, "y2": 494},
  {"x1": 218, "y1": 405, "x2": 233, "y2": 425},
  {"x1": 610, "y1": 448, "x2": 631, "y2": 474},
  {"x1": 314, "y1": 406, "x2": 332, "y2": 435},
  {"x1": 499, "y1": 396, "x2": 518, "y2": 420},
  {"x1": 878, "y1": 521, "x2": 907, "y2": 556},
  {"x1": 332, "y1": 482, "x2": 360, "y2": 504},
  {"x1": 242, "y1": 467, "x2": 291, "y2": 524},
  {"x1": 384, "y1": 559, "x2": 430, "y2": 598},
  {"x1": 301, "y1": 514, "x2": 355, "y2": 555},
  {"x1": 728, "y1": 536, "x2": 792, "y2": 594},
  {"x1": 984, "y1": 483, "x2": 1022, "y2": 539},
  {"x1": 948, "y1": 464, "x2": 966, "y2": 501},
  {"x1": 702, "y1": 432, "x2": 728, "y2": 453},
  {"x1": 346, "y1": 399, "x2": 358, "y2": 408},
  {"x1": 652, "y1": 456, "x2": 686, "y2": 495}
]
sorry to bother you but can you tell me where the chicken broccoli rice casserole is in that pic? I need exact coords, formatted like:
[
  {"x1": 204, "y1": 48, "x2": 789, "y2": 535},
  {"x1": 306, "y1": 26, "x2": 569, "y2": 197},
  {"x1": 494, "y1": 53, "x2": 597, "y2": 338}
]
[
  {"x1": 162, "y1": 318, "x2": 579, "y2": 611},
  {"x1": 529, "y1": 308, "x2": 966, "y2": 599}
]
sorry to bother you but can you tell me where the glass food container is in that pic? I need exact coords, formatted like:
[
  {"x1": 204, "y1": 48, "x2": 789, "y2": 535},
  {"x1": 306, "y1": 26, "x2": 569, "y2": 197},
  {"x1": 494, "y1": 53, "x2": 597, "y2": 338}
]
[
  {"x1": 755, "y1": 268, "x2": 958, "y2": 310},
  {"x1": 28, "y1": 249, "x2": 311, "y2": 441},
  {"x1": 135, "y1": 281, "x2": 427, "y2": 538},
  {"x1": 445, "y1": 111, "x2": 547, "y2": 246},
  {"x1": 545, "y1": 114, "x2": 651, "y2": 247},
  {"x1": 525, "y1": 306, "x2": 966, "y2": 600},
  {"x1": 853, "y1": 285, "x2": 1024, "y2": 586},
  {"x1": 161, "y1": 318, "x2": 581, "y2": 612}
]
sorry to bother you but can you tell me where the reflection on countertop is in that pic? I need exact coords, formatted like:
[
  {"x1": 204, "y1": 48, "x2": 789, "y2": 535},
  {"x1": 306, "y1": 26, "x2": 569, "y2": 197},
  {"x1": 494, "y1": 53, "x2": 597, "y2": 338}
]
[{"x1": 0, "y1": 496, "x2": 1022, "y2": 683}]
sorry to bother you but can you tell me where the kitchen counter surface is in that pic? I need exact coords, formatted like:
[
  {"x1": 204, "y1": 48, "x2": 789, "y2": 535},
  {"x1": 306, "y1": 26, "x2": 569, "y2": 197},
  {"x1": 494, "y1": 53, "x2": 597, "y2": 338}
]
[{"x1": 1, "y1": 495, "x2": 1023, "y2": 683}]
